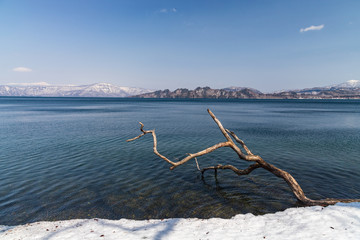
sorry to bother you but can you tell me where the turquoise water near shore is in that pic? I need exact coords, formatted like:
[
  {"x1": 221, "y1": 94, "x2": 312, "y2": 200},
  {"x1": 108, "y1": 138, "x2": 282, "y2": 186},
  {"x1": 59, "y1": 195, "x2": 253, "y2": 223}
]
[{"x1": 1, "y1": 97, "x2": 359, "y2": 225}]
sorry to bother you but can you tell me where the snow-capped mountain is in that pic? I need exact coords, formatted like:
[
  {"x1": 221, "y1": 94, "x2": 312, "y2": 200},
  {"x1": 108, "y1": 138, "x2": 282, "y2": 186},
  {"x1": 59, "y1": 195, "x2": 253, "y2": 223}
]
[
  {"x1": 295, "y1": 80, "x2": 360, "y2": 93},
  {"x1": 330, "y1": 79, "x2": 360, "y2": 89},
  {"x1": 1, "y1": 80, "x2": 359, "y2": 99},
  {"x1": 269, "y1": 80, "x2": 360, "y2": 98},
  {"x1": 0, "y1": 83, "x2": 153, "y2": 97},
  {"x1": 275, "y1": 80, "x2": 360, "y2": 93}
]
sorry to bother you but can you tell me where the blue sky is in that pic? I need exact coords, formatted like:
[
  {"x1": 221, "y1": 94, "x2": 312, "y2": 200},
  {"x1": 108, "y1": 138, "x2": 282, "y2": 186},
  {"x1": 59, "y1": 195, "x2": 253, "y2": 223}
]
[{"x1": 0, "y1": 0, "x2": 359, "y2": 92}]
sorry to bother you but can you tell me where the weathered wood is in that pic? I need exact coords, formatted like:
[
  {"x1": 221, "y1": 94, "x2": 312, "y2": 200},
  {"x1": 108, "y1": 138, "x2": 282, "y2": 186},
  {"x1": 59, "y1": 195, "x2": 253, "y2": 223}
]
[
  {"x1": 201, "y1": 163, "x2": 261, "y2": 176},
  {"x1": 127, "y1": 109, "x2": 360, "y2": 206}
]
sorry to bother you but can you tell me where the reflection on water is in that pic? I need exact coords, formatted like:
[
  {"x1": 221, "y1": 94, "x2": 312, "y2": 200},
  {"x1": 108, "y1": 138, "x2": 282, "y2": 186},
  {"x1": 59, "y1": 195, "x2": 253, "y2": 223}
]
[{"x1": 0, "y1": 98, "x2": 359, "y2": 225}]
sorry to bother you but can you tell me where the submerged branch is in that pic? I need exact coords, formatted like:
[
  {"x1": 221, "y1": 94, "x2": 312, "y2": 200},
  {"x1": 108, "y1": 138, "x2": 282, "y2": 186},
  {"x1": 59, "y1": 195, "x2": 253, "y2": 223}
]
[
  {"x1": 201, "y1": 163, "x2": 261, "y2": 176},
  {"x1": 127, "y1": 109, "x2": 360, "y2": 206}
]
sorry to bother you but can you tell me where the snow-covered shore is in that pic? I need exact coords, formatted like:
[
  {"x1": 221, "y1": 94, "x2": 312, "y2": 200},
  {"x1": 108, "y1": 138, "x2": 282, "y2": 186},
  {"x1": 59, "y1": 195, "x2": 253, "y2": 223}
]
[{"x1": 1, "y1": 203, "x2": 359, "y2": 240}]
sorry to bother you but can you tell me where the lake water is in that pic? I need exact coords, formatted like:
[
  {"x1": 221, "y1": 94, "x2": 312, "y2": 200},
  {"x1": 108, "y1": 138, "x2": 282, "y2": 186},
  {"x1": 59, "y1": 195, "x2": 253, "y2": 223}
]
[{"x1": 1, "y1": 97, "x2": 360, "y2": 225}]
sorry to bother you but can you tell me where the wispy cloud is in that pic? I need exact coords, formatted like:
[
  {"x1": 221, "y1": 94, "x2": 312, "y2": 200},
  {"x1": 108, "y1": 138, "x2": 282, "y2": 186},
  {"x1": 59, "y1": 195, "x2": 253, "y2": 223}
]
[
  {"x1": 158, "y1": 8, "x2": 177, "y2": 14},
  {"x1": 300, "y1": 24, "x2": 324, "y2": 33},
  {"x1": 12, "y1": 67, "x2": 33, "y2": 72}
]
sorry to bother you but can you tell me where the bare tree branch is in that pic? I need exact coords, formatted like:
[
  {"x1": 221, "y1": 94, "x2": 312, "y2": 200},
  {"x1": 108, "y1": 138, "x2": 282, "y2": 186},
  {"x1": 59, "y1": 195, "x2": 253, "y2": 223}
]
[
  {"x1": 201, "y1": 163, "x2": 261, "y2": 176},
  {"x1": 127, "y1": 109, "x2": 360, "y2": 206},
  {"x1": 194, "y1": 157, "x2": 201, "y2": 171},
  {"x1": 226, "y1": 129, "x2": 254, "y2": 155},
  {"x1": 207, "y1": 109, "x2": 233, "y2": 143},
  {"x1": 127, "y1": 122, "x2": 232, "y2": 170},
  {"x1": 127, "y1": 122, "x2": 175, "y2": 165}
]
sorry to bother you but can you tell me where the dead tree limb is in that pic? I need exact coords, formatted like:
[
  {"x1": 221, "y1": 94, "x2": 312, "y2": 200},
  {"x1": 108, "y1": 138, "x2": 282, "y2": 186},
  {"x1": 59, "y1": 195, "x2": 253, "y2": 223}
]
[{"x1": 127, "y1": 109, "x2": 360, "y2": 206}]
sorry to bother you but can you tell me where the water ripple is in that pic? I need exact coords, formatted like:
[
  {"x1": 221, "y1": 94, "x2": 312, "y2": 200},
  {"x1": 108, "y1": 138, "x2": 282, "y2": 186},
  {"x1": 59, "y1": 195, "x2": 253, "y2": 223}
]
[{"x1": 0, "y1": 98, "x2": 359, "y2": 225}]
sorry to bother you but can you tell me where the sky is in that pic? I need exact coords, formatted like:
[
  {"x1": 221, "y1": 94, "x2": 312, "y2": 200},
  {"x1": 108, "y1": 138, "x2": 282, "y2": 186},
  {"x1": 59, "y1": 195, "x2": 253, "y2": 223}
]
[{"x1": 0, "y1": 0, "x2": 359, "y2": 92}]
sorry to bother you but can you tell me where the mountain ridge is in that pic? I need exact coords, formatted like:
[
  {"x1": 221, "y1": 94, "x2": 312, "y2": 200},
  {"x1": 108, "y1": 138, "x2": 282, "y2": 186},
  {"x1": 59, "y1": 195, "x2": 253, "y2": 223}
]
[
  {"x1": 0, "y1": 82, "x2": 153, "y2": 97},
  {"x1": 134, "y1": 80, "x2": 360, "y2": 99},
  {"x1": 133, "y1": 86, "x2": 262, "y2": 99},
  {"x1": 1, "y1": 80, "x2": 359, "y2": 98}
]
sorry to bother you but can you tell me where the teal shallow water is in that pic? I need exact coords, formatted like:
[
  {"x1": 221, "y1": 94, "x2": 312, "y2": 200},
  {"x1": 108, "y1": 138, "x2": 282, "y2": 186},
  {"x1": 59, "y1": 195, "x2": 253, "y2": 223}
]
[{"x1": 0, "y1": 97, "x2": 359, "y2": 225}]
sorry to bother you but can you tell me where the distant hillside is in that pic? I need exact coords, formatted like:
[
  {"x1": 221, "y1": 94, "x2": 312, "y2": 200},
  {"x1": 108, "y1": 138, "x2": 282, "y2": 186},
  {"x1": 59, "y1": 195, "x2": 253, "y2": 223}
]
[
  {"x1": 134, "y1": 80, "x2": 360, "y2": 99},
  {"x1": 0, "y1": 83, "x2": 153, "y2": 97},
  {"x1": 272, "y1": 80, "x2": 360, "y2": 99},
  {"x1": 222, "y1": 86, "x2": 263, "y2": 95},
  {"x1": 1, "y1": 80, "x2": 360, "y2": 99},
  {"x1": 132, "y1": 87, "x2": 262, "y2": 99}
]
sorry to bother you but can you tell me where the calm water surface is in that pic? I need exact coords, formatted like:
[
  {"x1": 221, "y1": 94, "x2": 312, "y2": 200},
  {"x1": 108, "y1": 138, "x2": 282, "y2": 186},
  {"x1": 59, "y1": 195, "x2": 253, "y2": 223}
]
[{"x1": 0, "y1": 97, "x2": 359, "y2": 225}]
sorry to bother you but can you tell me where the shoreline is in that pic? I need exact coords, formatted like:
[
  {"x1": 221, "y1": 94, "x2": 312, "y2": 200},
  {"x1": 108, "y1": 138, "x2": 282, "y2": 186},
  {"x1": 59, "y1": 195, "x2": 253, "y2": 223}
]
[{"x1": 1, "y1": 203, "x2": 359, "y2": 240}]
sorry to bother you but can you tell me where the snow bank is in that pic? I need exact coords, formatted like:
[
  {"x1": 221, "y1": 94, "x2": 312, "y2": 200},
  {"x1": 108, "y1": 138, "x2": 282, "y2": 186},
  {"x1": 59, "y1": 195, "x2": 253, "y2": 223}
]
[{"x1": 1, "y1": 203, "x2": 359, "y2": 240}]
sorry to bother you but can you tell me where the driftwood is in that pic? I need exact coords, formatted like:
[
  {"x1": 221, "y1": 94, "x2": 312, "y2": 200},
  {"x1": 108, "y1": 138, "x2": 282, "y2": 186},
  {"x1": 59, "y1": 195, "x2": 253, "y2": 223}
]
[{"x1": 127, "y1": 109, "x2": 359, "y2": 206}]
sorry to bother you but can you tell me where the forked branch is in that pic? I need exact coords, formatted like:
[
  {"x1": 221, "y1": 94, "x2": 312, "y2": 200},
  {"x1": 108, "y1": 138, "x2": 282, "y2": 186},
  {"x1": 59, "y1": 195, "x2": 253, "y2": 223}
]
[{"x1": 127, "y1": 109, "x2": 360, "y2": 206}]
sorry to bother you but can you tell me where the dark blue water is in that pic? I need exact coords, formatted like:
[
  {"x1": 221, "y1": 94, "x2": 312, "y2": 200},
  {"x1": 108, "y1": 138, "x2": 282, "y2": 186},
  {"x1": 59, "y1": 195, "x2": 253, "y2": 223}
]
[{"x1": 1, "y1": 97, "x2": 359, "y2": 225}]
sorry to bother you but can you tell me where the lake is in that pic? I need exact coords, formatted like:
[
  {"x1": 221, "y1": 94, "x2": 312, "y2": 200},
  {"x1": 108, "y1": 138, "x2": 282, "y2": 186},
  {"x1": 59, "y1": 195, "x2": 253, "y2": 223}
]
[{"x1": 0, "y1": 97, "x2": 359, "y2": 225}]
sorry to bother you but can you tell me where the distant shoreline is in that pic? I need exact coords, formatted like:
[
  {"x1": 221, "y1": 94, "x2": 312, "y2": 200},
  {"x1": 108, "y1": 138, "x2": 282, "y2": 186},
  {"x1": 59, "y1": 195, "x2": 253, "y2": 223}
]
[
  {"x1": 1, "y1": 96, "x2": 360, "y2": 100},
  {"x1": 1, "y1": 80, "x2": 360, "y2": 99}
]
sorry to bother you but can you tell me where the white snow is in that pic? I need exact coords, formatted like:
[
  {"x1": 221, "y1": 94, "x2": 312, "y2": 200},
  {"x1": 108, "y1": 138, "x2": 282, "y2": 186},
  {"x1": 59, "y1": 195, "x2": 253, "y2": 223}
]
[
  {"x1": 1, "y1": 203, "x2": 359, "y2": 240},
  {"x1": 331, "y1": 80, "x2": 360, "y2": 89},
  {"x1": 0, "y1": 83, "x2": 154, "y2": 97}
]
